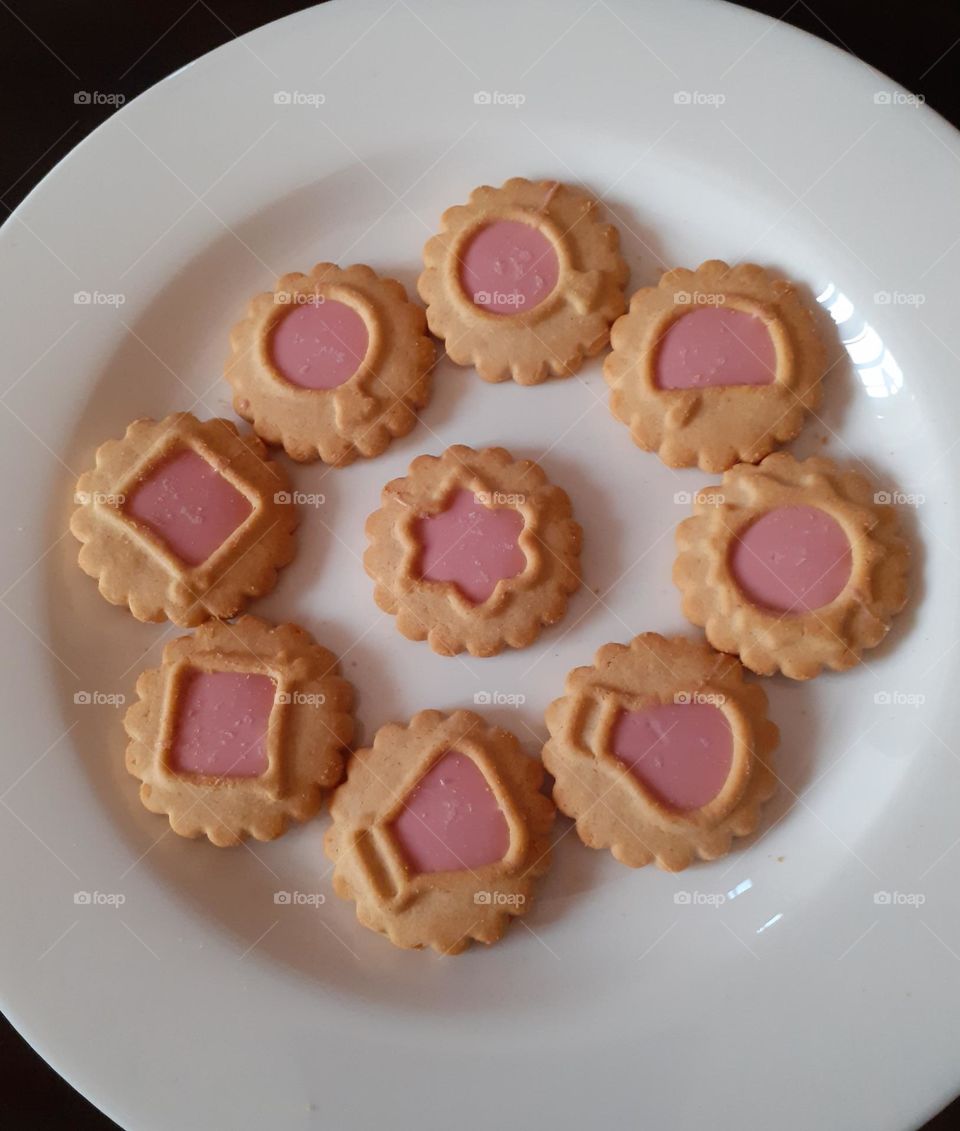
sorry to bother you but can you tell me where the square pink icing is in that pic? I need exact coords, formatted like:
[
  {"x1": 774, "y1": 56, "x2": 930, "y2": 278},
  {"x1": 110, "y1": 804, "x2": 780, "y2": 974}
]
[
  {"x1": 391, "y1": 750, "x2": 510, "y2": 874},
  {"x1": 125, "y1": 449, "x2": 253, "y2": 567},
  {"x1": 171, "y1": 669, "x2": 276, "y2": 778}
]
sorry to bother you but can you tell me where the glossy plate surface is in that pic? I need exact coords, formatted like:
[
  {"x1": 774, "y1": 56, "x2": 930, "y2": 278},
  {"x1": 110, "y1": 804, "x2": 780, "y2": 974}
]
[{"x1": 0, "y1": 2, "x2": 958, "y2": 1127}]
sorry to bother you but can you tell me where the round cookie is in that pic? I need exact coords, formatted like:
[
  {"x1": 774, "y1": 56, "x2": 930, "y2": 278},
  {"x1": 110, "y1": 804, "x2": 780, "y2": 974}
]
[
  {"x1": 226, "y1": 262, "x2": 435, "y2": 465},
  {"x1": 673, "y1": 452, "x2": 910, "y2": 679},
  {"x1": 543, "y1": 633, "x2": 778, "y2": 871},
  {"x1": 71, "y1": 413, "x2": 297, "y2": 626},
  {"x1": 364, "y1": 444, "x2": 581, "y2": 656},
  {"x1": 418, "y1": 176, "x2": 628, "y2": 384},
  {"x1": 604, "y1": 260, "x2": 828, "y2": 470},
  {"x1": 325, "y1": 709, "x2": 555, "y2": 954},
  {"x1": 124, "y1": 616, "x2": 355, "y2": 846}
]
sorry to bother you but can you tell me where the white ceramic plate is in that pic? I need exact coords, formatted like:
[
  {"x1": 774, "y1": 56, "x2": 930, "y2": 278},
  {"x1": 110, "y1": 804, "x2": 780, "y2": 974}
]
[{"x1": 2, "y1": 1, "x2": 959, "y2": 1127}]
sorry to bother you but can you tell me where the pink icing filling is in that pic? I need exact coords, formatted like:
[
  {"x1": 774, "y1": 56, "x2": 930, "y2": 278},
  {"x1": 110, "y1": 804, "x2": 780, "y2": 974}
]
[
  {"x1": 270, "y1": 298, "x2": 368, "y2": 389},
  {"x1": 459, "y1": 220, "x2": 559, "y2": 315},
  {"x1": 655, "y1": 307, "x2": 777, "y2": 390},
  {"x1": 730, "y1": 505, "x2": 852, "y2": 613},
  {"x1": 415, "y1": 488, "x2": 526, "y2": 604},
  {"x1": 391, "y1": 750, "x2": 509, "y2": 874},
  {"x1": 171, "y1": 669, "x2": 275, "y2": 778},
  {"x1": 125, "y1": 449, "x2": 253, "y2": 567},
  {"x1": 611, "y1": 703, "x2": 733, "y2": 811}
]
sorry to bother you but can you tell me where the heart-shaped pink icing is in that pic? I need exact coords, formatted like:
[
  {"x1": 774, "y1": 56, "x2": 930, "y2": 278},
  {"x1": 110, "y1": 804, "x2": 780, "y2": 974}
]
[
  {"x1": 611, "y1": 703, "x2": 733, "y2": 811},
  {"x1": 730, "y1": 505, "x2": 852, "y2": 613},
  {"x1": 655, "y1": 307, "x2": 777, "y2": 390},
  {"x1": 270, "y1": 297, "x2": 368, "y2": 389},
  {"x1": 459, "y1": 220, "x2": 559, "y2": 315},
  {"x1": 415, "y1": 488, "x2": 526, "y2": 604},
  {"x1": 171, "y1": 670, "x2": 275, "y2": 778},
  {"x1": 125, "y1": 449, "x2": 253, "y2": 567},
  {"x1": 391, "y1": 750, "x2": 510, "y2": 874}
]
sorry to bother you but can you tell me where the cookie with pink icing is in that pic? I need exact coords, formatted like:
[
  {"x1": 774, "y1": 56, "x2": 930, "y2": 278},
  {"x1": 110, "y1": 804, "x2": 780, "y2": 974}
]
[
  {"x1": 70, "y1": 413, "x2": 297, "y2": 626},
  {"x1": 674, "y1": 453, "x2": 910, "y2": 679},
  {"x1": 364, "y1": 444, "x2": 582, "y2": 656},
  {"x1": 325, "y1": 709, "x2": 554, "y2": 954},
  {"x1": 418, "y1": 177, "x2": 628, "y2": 385},
  {"x1": 124, "y1": 616, "x2": 354, "y2": 846},
  {"x1": 604, "y1": 260, "x2": 829, "y2": 471},
  {"x1": 226, "y1": 262, "x2": 435, "y2": 465},
  {"x1": 543, "y1": 633, "x2": 778, "y2": 871}
]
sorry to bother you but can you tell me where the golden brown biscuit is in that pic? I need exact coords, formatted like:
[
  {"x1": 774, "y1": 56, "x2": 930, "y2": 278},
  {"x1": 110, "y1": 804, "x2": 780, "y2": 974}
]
[
  {"x1": 124, "y1": 616, "x2": 354, "y2": 846},
  {"x1": 673, "y1": 453, "x2": 910, "y2": 679},
  {"x1": 604, "y1": 260, "x2": 828, "y2": 470},
  {"x1": 544, "y1": 633, "x2": 778, "y2": 871},
  {"x1": 325, "y1": 709, "x2": 554, "y2": 954},
  {"x1": 364, "y1": 444, "x2": 581, "y2": 656},
  {"x1": 226, "y1": 262, "x2": 435, "y2": 465},
  {"x1": 71, "y1": 413, "x2": 297, "y2": 626},
  {"x1": 419, "y1": 177, "x2": 628, "y2": 384}
]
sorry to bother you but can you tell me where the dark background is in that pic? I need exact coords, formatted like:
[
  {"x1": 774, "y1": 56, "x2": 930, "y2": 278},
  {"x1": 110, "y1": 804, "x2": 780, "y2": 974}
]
[{"x1": 1, "y1": 1, "x2": 958, "y2": 1127}]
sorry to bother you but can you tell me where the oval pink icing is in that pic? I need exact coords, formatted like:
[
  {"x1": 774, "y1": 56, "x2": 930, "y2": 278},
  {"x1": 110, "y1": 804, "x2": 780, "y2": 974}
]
[
  {"x1": 611, "y1": 703, "x2": 733, "y2": 811},
  {"x1": 459, "y1": 220, "x2": 559, "y2": 315},
  {"x1": 655, "y1": 307, "x2": 777, "y2": 390},
  {"x1": 391, "y1": 750, "x2": 510, "y2": 874},
  {"x1": 269, "y1": 298, "x2": 368, "y2": 389},
  {"x1": 171, "y1": 669, "x2": 275, "y2": 778},
  {"x1": 730, "y1": 505, "x2": 852, "y2": 613},
  {"x1": 125, "y1": 449, "x2": 253, "y2": 567},
  {"x1": 415, "y1": 488, "x2": 526, "y2": 605}
]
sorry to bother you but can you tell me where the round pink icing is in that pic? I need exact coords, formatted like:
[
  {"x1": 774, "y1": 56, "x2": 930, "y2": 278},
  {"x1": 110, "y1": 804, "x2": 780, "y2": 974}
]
[
  {"x1": 730, "y1": 505, "x2": 852, "y2": 613},
  {"x1": 459, "y1": 220, "x2": 559, "y2": 315},
  {"x1": 611, "y1": 703, "x2": 733, "y2": 811},
  {"x1": 655, "y1": 307, "x2": 777, "y2": 390},
  {"x1": 171, "y1": 669, "x2": 275, "y2": 778},
  {"x1": 415, "y1": 488, "x2": 526, "y2": 604},
  {"x1": 270, "y1": 298, "x2": 368, "y2": 389},
  {"x1": 391, "y1": 750, "x2": 509, "y2": 874},
  {"x1": 125, "y1": 449, "x2": 252, "y2": 567}
]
